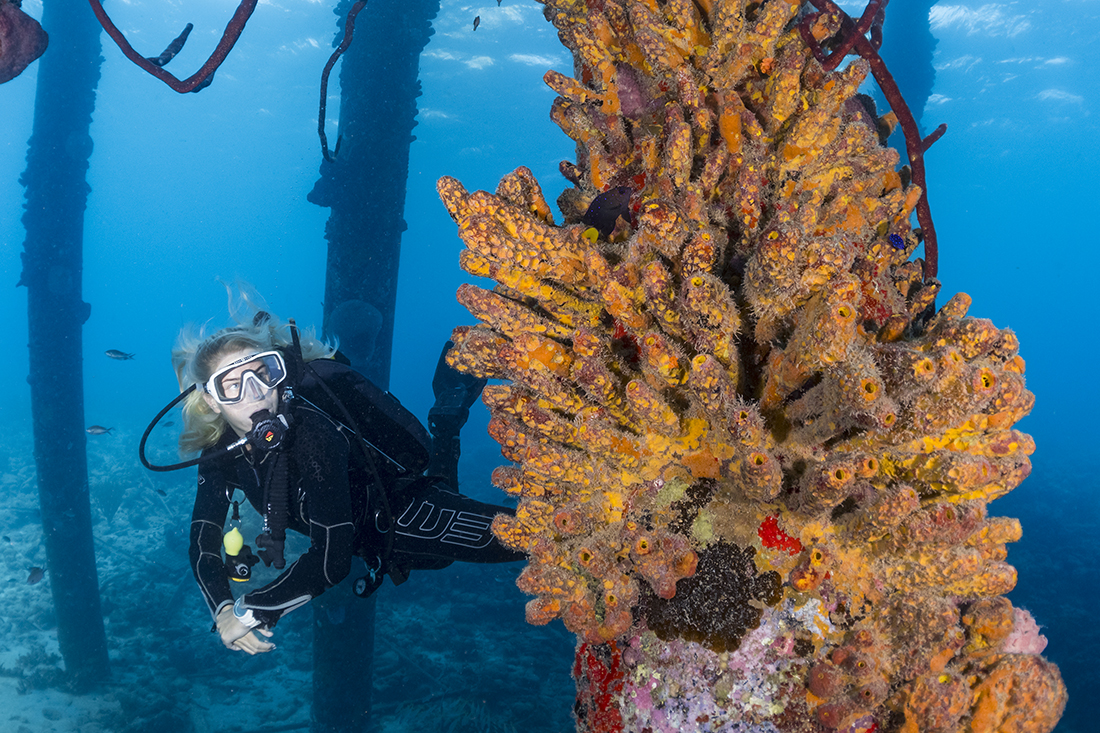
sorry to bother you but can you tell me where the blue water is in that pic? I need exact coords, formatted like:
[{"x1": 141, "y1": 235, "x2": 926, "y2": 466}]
[{"x1": 1, "y1": 0, "x2": 1096, "y2": 731}]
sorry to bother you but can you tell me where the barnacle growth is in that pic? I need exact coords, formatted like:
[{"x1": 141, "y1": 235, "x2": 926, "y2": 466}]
[{"x1": 438, "y1": 0, "x2": 1066, "y2": 730}]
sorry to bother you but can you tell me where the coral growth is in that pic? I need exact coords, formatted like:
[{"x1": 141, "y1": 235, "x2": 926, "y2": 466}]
[
  {"x1": 438, "y1": 0, "x2": 1066, "y2": 731},
  {"x1": 0, "y1": 0, "x2": 49, "y2": 85}
]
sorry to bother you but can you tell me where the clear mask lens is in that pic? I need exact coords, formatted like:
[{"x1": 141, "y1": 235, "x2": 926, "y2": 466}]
[{"x1": 205, "y1": 351, "x2": 287, "y2": 405}]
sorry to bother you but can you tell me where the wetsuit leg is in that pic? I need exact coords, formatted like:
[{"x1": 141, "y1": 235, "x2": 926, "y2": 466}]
[
  {"x1": 425, "y1": 340, "x2": 487, "y2": 487},
  {"x1": 384, "y1": 480, "x2": 525, "y2": 568}
]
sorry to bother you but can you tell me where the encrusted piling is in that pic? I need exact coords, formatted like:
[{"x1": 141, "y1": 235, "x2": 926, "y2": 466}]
[
  {"x1": 19, "y1": 0, "x2": 110, "y2": 692},
  {"x1": 438, "y1": 1, "x2": 1066, "y2": 730}
]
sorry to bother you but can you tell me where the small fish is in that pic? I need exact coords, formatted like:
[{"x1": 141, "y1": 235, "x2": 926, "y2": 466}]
[
  {"x1": 162, "y1": 420, "x2": 175, "y2": 427},
  {"x1": 87, "y1": 425, "x2": 114, "y2": 435},
  {"x1": 156, "y1": 489, "x2": 167, "y2": 497},
  {"x1": 27, "y1": 567, "x2": 45, "y2": 585},
  {"x1": 887, "y1": 233, "x2": 906, "y2": 250},
  {"x1": 2, "y1": 535, "x2": 10, "y2": 543},
  {"x1": 582, "y1": 185, "x2": 633, "y2": 238},
  {"x1": 473, "y1": 15, "x2": 480, "y2": 31},
  {"x1": 105, "y1": 350, "x2": 135, "y2": 360}
]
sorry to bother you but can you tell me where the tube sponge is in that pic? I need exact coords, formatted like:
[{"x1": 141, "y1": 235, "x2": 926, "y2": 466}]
[{"x1": 437, "y1": 0, "x2": 1065, "y2": 730}]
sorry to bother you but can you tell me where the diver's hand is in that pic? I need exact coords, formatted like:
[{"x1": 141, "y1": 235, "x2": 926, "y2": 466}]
[
  {"x1": 233, "y1": 627, "x2": 275, "y2": 655},
  {"x1": 215, "y1": 605, "x2": 275, "y2": 654}
]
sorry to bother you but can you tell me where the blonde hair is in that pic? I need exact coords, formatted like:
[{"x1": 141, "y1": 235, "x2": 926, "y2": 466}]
[{"x1": 173, "y1": 284, "x2": 337, "y2": 453}]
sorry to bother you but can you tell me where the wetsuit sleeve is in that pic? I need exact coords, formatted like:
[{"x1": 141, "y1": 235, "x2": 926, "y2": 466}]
[
  {"x1": 189, "y1": 459, "x2": 233, "y2": 621},
  {"x1": 239, "y1": 417, "x2": 355, "y2": 626}
]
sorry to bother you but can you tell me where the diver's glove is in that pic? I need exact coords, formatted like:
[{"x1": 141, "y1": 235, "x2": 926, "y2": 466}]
[{"x1": 215, "y1": 603, "x2": 275, "y2": 655}]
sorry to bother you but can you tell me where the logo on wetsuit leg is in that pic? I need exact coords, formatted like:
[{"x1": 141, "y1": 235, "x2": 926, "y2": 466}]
[{"x1": 393, "y1": 500, "x2": 495, "y2": 548}]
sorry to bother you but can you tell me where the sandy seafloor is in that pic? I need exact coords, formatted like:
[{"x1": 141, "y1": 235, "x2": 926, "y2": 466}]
[{"x1": 0, "y1": 423, "x2": 578, "y2": 733}]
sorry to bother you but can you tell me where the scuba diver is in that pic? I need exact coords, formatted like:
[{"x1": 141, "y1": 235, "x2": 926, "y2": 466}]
[{"x1": 140, "y1": 300, "x2": 522, "y2": 655}]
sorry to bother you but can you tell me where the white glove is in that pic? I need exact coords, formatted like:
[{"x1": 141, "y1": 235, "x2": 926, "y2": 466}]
[{"x1": 215, "y1": 604, "x2": 275, "y2": 655}]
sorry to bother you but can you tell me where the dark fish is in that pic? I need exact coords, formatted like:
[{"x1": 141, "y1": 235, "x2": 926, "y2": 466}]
[
  {"x1": 2, "y1": 535, "x2": 10, "y2": 543},
  {"x1": 156, "y1": 489, "x2": 167, "y2": 497},
  {"x1": 105, "y1": 350, "x2": 135, "y2": 360},
  {"x1": 582, "y1": 185, "x2": 634, "y2": 238},
  {"x1": 887, "y1": 233, "x2": 906, "y2": 250},
  {"x1": 162, "y1": 420, "x2": 175, "y2": 427},
  {"x1": 473, "y1": 15, "x2": 480, "y2": 31},
  {"x1": 87, "y1": 425, "x2": 114, "y2": 435},
  {"x1": 27, "y1": 567, "x2": 45, "y2": 585}
]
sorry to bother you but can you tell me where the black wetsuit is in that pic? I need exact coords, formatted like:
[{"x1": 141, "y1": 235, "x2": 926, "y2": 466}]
[{"x1": 189, "y1": 404, "x2": 521, "y2": 627}]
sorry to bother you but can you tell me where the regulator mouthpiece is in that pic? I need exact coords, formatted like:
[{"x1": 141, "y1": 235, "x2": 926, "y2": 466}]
[{"x1": 246, "y1": 409, "x2": 290, "y2": 453}]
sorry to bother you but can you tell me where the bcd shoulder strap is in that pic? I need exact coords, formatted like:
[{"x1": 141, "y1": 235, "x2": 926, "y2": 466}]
[{"x1": 297, "y1": 359, "x2": 432, "y2": 477}]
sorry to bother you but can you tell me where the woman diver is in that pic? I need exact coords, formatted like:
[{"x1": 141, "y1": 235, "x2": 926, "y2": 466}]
[{"x1": 148, "y1": 295, "x2": 522, "y2": 655}]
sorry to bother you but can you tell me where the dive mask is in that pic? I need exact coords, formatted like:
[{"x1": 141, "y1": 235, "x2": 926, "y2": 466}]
[{"x1": 203, "y1": 350, "x2": 287, "y2": 405}]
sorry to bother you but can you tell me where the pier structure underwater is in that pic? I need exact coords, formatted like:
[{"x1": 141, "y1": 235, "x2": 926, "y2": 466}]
[
  {"x1": 438, "y1": 0, "x2": 1068, "y2": 731},
  {"x1": 18, "y1": 0, "x2": 109, "y2": 692}
]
